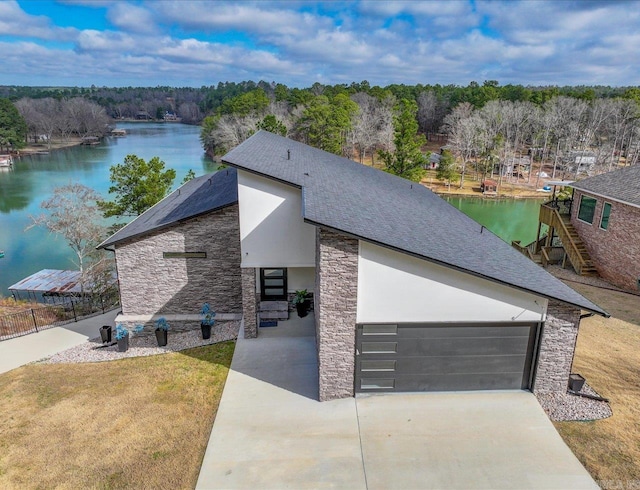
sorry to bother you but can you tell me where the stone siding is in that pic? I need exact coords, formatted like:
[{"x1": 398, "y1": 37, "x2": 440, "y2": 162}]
[
  {"x1": 315, "y1": 228, "x2": 358, "y2": 401},
  {"x1": 534, "y1": 300, "x2": 581, "y2": 393},
  {"x1": 115, "y1": 205, "x2": 242, "y2": 317},
  {"x1": 241, "y1": 268, "x2": 258, "y2": 338},
  {"x1": 572, "y1": 190, "x2": 640, "y2": 292}
]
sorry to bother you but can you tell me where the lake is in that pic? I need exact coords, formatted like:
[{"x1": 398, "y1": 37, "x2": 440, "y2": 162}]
[
  {"x1": 0, "y1": 123, "x2": 545, "y2": 297},
  {"x1": 0, "y1": 122, "x2": 217, "y2": 297},
  {"x1": 445, "y1": 196, "x2": 545, "y2": 246}
]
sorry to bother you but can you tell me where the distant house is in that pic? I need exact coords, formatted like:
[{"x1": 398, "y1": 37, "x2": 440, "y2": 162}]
[
  {"x1": 570, "y1": 165, "x2": 640, "y2": 292},
  {"x1": 564, "y1": 151, "x2": 596, "y2": 174},
  {"x1": 135, "y1": 111, "x2": 152, "y2": 120},
  {"x1": 99, "y1": 131, "x2": 607, "y2": 401},
  {"x1": 423, "y1": 152, "x2": 441, "y2": 170}
]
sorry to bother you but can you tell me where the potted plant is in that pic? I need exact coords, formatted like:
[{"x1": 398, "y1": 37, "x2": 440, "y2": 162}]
[
  {"x1": 154, "y1": 317, "x2": 169, "y2": 347},
  {"x1": 99, "y1": 325, "x2": 112, "y2": 343},
  {"x1": 200, "y1": 303, "x2": 216, "y2": 340},
  {"x1": 293, "y1": 289, "x2": 310, "y2": 318},
  {"x1": 114, "y1": 324, "x2": 129, "y2": 352}
]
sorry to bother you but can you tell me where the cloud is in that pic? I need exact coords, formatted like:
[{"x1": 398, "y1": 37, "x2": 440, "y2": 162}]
[
  {"x1": 0, "y1": 0, "x2": 76, "y2": 41},
  {"x1": 107, "y1": 3, "x2": 158, "y2": 35}
]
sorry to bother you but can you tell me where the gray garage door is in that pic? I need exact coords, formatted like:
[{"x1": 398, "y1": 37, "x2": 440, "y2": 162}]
[{"x1": 355, "y1": 323, "x2": 539, "y2": 393}]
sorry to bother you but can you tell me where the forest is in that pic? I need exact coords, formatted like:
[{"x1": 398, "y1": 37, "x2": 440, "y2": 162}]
[{"x1": 2, "y1": 80, "x2": 640, "y2": 183}]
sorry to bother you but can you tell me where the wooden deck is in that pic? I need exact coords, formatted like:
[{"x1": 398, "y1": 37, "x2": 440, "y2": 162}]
[{"x1": 512, "y1": 200, "x2": 598, "y2": 277}]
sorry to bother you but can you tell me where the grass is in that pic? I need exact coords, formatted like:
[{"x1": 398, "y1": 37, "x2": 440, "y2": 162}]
[
  {"x1": 0, "y1": 341, "x2": 235, "y2": 489},
  {"x1": 552, "y1": 282, "x2": 640, "y2": 486}
]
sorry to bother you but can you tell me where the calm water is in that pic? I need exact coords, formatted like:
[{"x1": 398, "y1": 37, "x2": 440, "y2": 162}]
[
  {"x1": 445, "y1": 196, "x2": 545, "y2": 246},
  {"x1": 0, "y1": 123, "x2": 543, "y2": 298},
  {"x1": 0, "y1": 122, "x2": 217, "y2": 297}
]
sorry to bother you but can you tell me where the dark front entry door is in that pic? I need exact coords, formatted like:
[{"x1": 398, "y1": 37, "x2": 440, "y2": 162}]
[
  {"x1": 355, "y1": 323, "x2": 539, "y2": 393},
  {"x1": 260, "y1": 268, "x2": 288, "y2": 301}
]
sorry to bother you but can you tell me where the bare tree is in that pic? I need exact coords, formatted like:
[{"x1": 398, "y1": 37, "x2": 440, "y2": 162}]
[
  {"x1": 28, "y1": 184, "x2": 111, "y2": 296},
  {"x1": 417, "y1": 90, "x2": 449, "y2": 135}
]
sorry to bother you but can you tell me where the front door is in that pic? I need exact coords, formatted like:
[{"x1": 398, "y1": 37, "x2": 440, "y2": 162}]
[{"x1": 260, "y1": 268, "x2": 288, "y2": 301}]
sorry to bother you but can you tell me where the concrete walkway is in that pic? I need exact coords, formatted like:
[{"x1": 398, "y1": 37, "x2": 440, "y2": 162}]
[
  {"x1": 0, "y1": 309, "x2": 119, "y2": 374},
  {"x1": 197, "y1": 315, "x2": 598, "y2": 490}
]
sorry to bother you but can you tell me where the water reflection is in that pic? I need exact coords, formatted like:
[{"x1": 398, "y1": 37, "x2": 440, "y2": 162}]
[{"x1": 0, "y1": 122, "x2": 213, "y2": 296}]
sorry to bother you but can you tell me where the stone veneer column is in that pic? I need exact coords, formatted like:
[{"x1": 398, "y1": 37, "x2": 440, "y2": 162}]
[
  {"x1": 315, "y1": 227, "x2": 359, "y2": 401},
  {"x1": 533, "y1": 300, "x2": 581, "y2": 393},
  {"x1": 241, "y1": 268, "x2": 258, "y2": 338}
]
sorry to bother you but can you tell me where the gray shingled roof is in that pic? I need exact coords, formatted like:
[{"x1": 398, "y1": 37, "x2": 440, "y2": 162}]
[
  {"x1": 98, "y1": 168, "x2": 238, "y2": 248},
  {"x1": 223, "y1": 131, "x2": 607, "y2": 316},
  {"x1": 570, "y1": 164, "x2": 640, "y2": 208}
]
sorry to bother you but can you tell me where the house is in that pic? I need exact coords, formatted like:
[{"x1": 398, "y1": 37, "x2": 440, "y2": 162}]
[
  {"x1": 563, "y1": 151, "x2": 596, "y2": 174},
  {"x1": 569, "y1": 165, "x2": 640, "y2": 292},
  {"x1": 99, "y1": 131, "x2": 607, "y2": 402},
  {"x1": 423, "y1": 152, "x2": 441, "y2": 170}
]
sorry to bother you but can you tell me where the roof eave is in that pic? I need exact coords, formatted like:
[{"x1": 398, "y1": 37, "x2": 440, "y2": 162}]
[
  {"x1": 97, "y1": 202, "x2": 237, "y2": 249},
  {"x1": 303, "y1": 218, "x2": 610, "y2": 318}
]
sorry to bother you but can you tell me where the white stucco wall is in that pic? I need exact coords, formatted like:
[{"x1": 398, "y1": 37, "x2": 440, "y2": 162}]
[
  {"x1": 288, "y1": 267, "x2": 315, "y2": 292},
  {"x1": 237, "y1": 170, "x2": 316, "y2": 268},
  {"x1": 357, "y1": 241, "x2": 547, "y2": 324}
]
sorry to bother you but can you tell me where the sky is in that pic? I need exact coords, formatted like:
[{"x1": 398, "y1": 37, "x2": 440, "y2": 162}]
[{"x1": 1, "y1": 0, "x2": 639, "y2": 88}]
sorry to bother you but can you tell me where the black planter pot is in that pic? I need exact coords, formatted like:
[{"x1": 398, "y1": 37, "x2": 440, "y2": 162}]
[
  {"x1": 568, "y1": 373, "x2": 585, "y2": 392},
  {"x1": 117, "y1": 335, "x2": 129, "y2": 352},
  {"x1": 201, "y1": 322, "x2": 212, "y2": 340},
  {"x1": 100, "y1": 325, "x2": 112, "y2": 343},
  {"x1": 155, "y1": 328, "x2": 168, "y2": 347},
  {"x1": 295, "y1": 300, "x2": 310, "y2": 318}
]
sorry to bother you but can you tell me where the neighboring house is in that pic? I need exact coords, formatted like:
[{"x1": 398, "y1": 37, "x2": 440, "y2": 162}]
[
  {"x1": 99, "y1": 131, "x2": 607, "y2": 402},
  {"x1": 564, "y1": 151, "x2": 596, "y2": 174},
  {"x1": 570, "y1": 165, "x2": 640, "y2": 292},
  {"x1": 423, "y1": 152, "x2": 441, "y2": 170}
]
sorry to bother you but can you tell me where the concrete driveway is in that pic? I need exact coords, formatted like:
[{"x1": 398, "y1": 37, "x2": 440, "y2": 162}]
[{"x1": 196, "y1": 316, "x2": 597, "y2": 489}]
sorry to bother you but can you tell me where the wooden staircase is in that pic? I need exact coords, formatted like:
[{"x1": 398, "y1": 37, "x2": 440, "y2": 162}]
[
  {"x1": 558, "y1": 215, "x2": 598, "y2": 276},
  {"x1": 539, "y1": 203, "x2": 598, "y2": 277}
]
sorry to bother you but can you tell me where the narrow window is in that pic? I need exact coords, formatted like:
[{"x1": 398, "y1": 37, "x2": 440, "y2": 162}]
[
  {"x1": 163, "y1": 252, "x2": 207, "y2": 258},
  {"x1": 577, "y1": 195, "x2": 597, "y2": 224},
  {"x1": 599, "y1": 202, "x2": 612, "y2": 230},
  {"x1": 260, "y1": 268, "x2": 287, "y2": 301}
]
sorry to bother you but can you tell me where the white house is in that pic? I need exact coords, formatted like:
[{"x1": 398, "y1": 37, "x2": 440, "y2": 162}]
[{"x1": 99, "y1": 131, "x2": 607, "y2": 401}]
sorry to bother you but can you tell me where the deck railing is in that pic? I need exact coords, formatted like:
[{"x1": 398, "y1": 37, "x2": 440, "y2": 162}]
[
  {"x1": 540, "y1": 203, "x2": 588, "y2": 274},
  {"x1": 0, "y1": 293, "x2": 119, "y2": 341}
]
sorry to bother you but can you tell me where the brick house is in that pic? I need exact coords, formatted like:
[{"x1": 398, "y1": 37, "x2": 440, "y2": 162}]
[
  {"x1": 570, "y1": 165, "x2": 640, "y2": 292},
  {"x1": 99, "y1": 131, "x2": 607, "y2": 401}
]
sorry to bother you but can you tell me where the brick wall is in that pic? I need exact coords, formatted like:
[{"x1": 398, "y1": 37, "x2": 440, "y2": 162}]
[
  {"x1": 534, "y1": 300, "x2": 581, "y2": 393},
  {"x1": 572, "y1": 190, "x2": 640, "y2": 292},
  {"x1": 315, "y1": 228, "x2": 359, "y2": 401},
  {"x1": 115, "y1": 205, "x2": 242, "y2": 317}
]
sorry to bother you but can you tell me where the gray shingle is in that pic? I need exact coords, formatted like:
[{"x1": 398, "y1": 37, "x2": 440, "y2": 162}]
[
  {"x1": 570, "y1": 164, "x2": 640, "y2": 207},
  {"x1": 98, "y1": 168, "x2": 238, "y2": 248},
  {"x1": 223, "y1": 131, "x2": 607, "y2": 316}
]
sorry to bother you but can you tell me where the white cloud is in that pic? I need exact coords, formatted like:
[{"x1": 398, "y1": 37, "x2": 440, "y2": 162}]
[
  {"x1": 0, "y1": 0, "x2": 77, "y2": 41},
  {"x1": 107, "y1": 3, "x2": 158, "y2": 35}
]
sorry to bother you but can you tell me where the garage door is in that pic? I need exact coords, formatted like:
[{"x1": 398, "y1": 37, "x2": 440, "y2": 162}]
[{"x1": 355, "y1": 323, "x2": 539, "y2": 393}]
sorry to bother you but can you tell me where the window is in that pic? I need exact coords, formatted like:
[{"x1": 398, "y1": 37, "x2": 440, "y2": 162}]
[
  {"x1": 163, "y1": 252, "x2": 206, "y2": 258},
  {"x1": 600, "y1": 202, "x2": 612, "y2": 230},
  {"x1": 259, "y1": 268, "x2": 287, "y2": 301},
  {"x1": 577, "y1": 195, "x2": 597, "y2": 224}
]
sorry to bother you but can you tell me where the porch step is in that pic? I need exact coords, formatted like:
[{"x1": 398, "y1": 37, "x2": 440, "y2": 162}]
[
  {"x1": 259, "y1": 301, "x2": 288, "y2": 311},
  {"x1": 258, "y1": 301, "x2": 289, "y2": 321},
  {"x1": 259, "y1": 310, "x2": 289, "y2": 320}
]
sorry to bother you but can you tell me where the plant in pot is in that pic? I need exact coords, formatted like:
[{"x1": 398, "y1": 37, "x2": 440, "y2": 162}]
[
  {"x1": 154, "y1": 317, "x2": 169, "y2": 347},
  {"x1": 114, "y1": 324, "x2": 129, "y2": 352},
  {"x1": 293, "y1": 289, "x2": 310, "y2": 318},
  {"x1": 200, "y1": 303, "x2": 216, "y2": 340}
]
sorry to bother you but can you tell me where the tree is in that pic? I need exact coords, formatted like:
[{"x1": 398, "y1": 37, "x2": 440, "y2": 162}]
[
  {"x1": 0, "y1": 98, "x2": 27, "y2": 151},
  {"x1": 294, "y1": 94, "x2": 357, "y2": 155},
  {"x1": 181, "y1": 169, "x2": 196, "y2": 184},
  {"x1": 378, "y1": 99, "x2": 427, "y2": 182},
  {"x1": 29, "y1": 184, "x2": 111, "y2": 296},
  {"x1": 436, "y1": 150, "x2": 457, "y2": 190},
  {"x1": 256, "y1": 114, "x2": 287, "y2": 136},
  {"x1": 98, "y1": 154, "x2": 176, "y2": 218}
]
